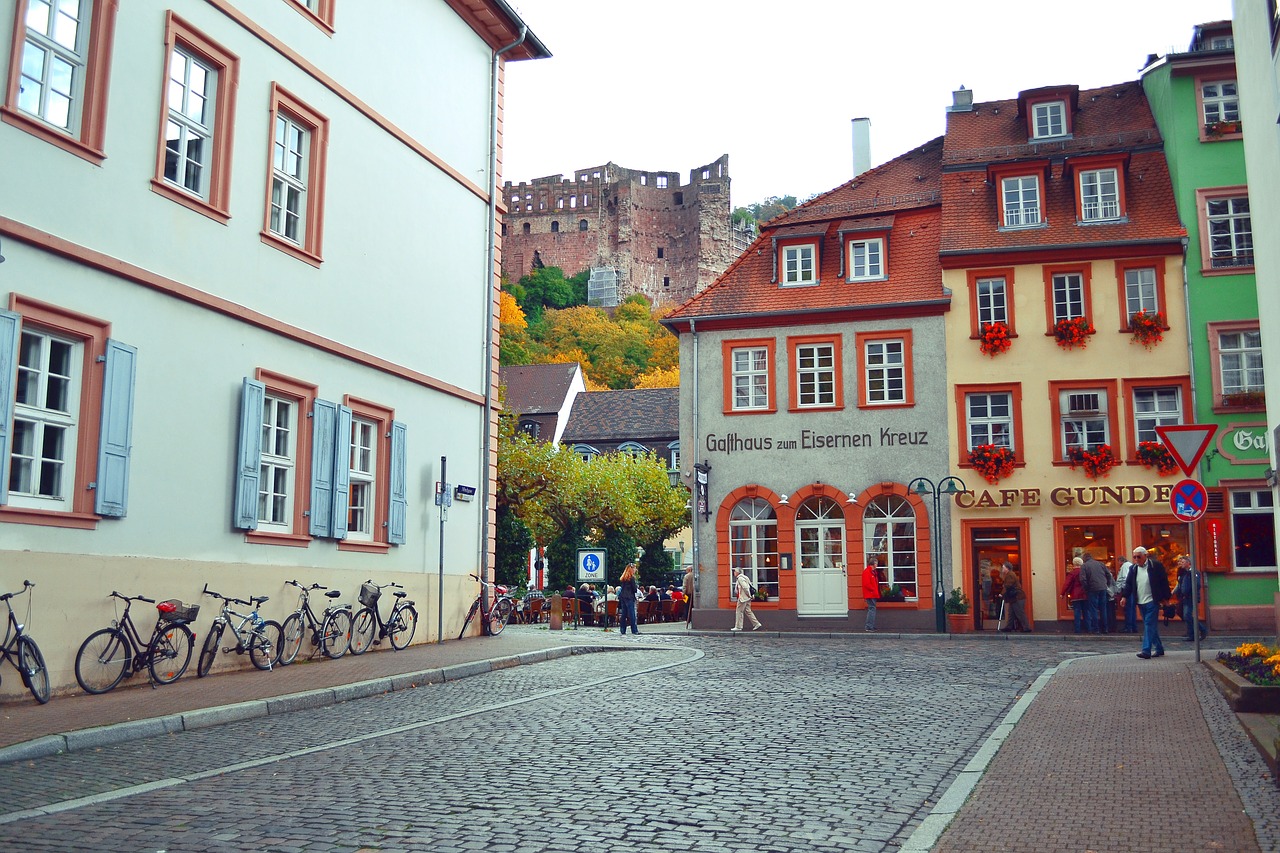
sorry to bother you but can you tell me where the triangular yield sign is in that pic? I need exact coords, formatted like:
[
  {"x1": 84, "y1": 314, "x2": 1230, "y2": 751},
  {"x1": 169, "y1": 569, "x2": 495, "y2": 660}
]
[{"x1": 1156, "y1": 424, "x2": 1218, "y2": 477}]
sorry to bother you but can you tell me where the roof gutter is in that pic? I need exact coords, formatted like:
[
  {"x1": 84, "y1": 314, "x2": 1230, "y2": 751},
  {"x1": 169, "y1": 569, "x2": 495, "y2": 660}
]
[{"x1": 660, "y1": 297, "x2": 952, "y2": 334}]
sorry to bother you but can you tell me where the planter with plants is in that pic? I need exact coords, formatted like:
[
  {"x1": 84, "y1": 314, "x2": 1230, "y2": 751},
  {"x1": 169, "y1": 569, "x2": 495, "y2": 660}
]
[
  {"x1": 879, "y1": 584, "x2": 907, "y2": 603},
  {"x1": 968, "y1": 444, "x2": 1016, "y2": 484},
  {"x1": 1136, "y1": 440, "x2": 1179, "y2": 476},
  {"x1": 1053, "y1": 317, "x2": 1095, "y2": 350},
  {"x1": 1205, "y1": 119, "x2": 1242, "y2": 137},
  {"x1": 978, "y1": 321, "x2": 1011, "y2": 357},
  {"x1": 1067, "y1": 444, "x2": 1120, "y2": 479},
  {"x1": 1221, "y1": 390, "x2": 1266, "y2": 410},
  {"x1": 1128, "y1": 310, "x2": 1166, "y2": 349},
  {"x1": 1209, "y1": 642, "x2": 1280, "y2": 712},
  {"x1": 944, "y1": 588, "x2": 970, "y2": 633}
]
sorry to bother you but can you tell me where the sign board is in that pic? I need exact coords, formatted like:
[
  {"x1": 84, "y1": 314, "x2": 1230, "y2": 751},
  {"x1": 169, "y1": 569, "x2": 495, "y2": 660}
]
[
  {"x1": 434, "y1": 481, "x2": 452, "y2": 507},
  {"x1": 1156, "y1": 424, "x2": 1217, "y2": 477},
  {"x1": 453, "y1": 485, "x2": 476, "y2": 502},
  {"x1": 1170, "y1": 478, "x2": 1208, "y2": 522},
  {"x1": 576, "y1": 549, "x2": 607, "y2": 583}
]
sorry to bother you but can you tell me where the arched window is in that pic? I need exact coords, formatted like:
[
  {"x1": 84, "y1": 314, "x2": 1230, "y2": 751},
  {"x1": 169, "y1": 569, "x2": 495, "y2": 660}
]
[
  {"x1": 518, "y1": 420, "x2": 540, "y2": 439},
  {"x1": 667, "y1": 441, "x2": 681, "y2": 474},
  {"x1": 617, "y1": 441, "x2": 648, "y2": 459},
  {"x1": 579, "y1": 219, "x2": 589, "y2": 231},
  {"x1": 862, "y1": 495, "x2": 917, "y2": 598},
  {"x1": 572, "y1": 444, "x2": 599, "y2": 463},
  {"x1": 796, "y1": 496, "x2": 845, "y2": 571},
  {"x1": 729, "y1": 497, "x2": 778, "y2": 600},
  {"x1": 550, "y1": 220, "x2": 559, "y2": 232},
  {"x1": 522, "y1": 222, "x2": 530, "y2": 234}
]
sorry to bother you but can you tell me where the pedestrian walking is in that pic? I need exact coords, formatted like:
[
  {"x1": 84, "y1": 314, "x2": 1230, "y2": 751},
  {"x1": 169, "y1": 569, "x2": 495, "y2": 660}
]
[
  {"x1": 1079, "y1": 551, "x2": 1111, "y2": 633},
  {"x1": 862, "y1": 556, "x2": 882, "y2": 632},
  {"x1": 730, "y1": 567, "x2": 762, "y2": 632},
  {"x1": 1122, "y1": 546, "x2": 1171, "y2": 659},
  {"x1": 1061, "y1": 557, "x2": 1087, "y2": 634},
  {"x1": 1000, "y1": 561, "x2": 1030, "y2": 632},
  {"x1": 1175, "y1": 555, "x2": 1207, "y2": 641},
  {"x1": 1115, "y1": 556, "x2": 1137, "y2": 632},
  {"x1": 617, "y1": 564, "x2": 640, "y2": 634}
]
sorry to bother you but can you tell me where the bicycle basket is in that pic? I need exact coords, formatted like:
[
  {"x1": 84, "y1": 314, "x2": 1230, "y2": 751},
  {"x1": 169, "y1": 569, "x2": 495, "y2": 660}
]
[
  {"x1": 158, "y1": 599, "x2": 200, "y2": 623},
  {"x1": 359, "y1": 583, "x2": 381, "y2": 607}
]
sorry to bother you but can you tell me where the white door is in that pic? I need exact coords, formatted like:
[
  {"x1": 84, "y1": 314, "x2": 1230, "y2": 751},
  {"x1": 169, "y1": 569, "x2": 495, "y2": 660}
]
[{"x1": 795, "y1": 497, "x2": 849, "y2": 616}]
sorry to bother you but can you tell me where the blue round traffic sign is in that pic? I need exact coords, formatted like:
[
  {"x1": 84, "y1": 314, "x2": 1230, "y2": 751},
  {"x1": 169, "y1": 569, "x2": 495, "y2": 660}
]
[{"x1": 1170, "y1": 478, "x2": 1208, "y2": 522}]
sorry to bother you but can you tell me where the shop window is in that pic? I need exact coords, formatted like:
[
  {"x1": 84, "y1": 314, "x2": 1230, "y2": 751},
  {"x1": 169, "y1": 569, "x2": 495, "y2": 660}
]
[
  {"x1": 1231, "y1": 489, "x2": 1277, "y2": 570},
  {"x1": 863, "y1": 495, "x2": 916, "y2": 599},
  {"x1": 729, "y1": 497, "x2": 778, "y2": 600}
]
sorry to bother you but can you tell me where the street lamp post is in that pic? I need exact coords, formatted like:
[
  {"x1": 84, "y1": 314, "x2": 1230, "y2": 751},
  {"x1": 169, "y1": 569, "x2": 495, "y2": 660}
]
[{"x1": 908, "y1": 475, "x2": 967, "y2": 633}]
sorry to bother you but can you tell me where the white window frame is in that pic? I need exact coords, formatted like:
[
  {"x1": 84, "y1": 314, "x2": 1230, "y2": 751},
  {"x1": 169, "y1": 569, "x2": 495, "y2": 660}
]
[
  {"x1": 163, "y1": 46, "x2": 216, "y2": 198},
  {"x1": 1124, "y1": 267, "x2": 1158, "y2": 317},
  {"x1": 8, "y1": 328, "x2": 81, "y2": 509},
  {"x1": 1060, "y1": 390, "x2": 1109, "y2": 458},
  {"x1": 1202, "y1": 80, "x2": 1239, "y2": 125},
  {"x1": 728, "y1": 497, "x2": 778, "y2": 600},
  {"x1": 976, "y1": 277, "x2": 1008, "y2": 327},
  {"x1": 863, "y1": 496, "x2": 917, "y2": 600},
  {"x1": 17, "y1": 0, "x2": 90, "y2": 132},
  {"x1": 1219, "y1": 330, "x2": 1264, "y2": 395},
  {"x1": 1001, "y1": 176, "x2": 1041, "y2": 227},
  {"x1": 1032, "y1": 101, "x2": 1066, "y2": 139},
  {"x1": 1206, "y1": 196, "x2": 1253, "y2": 269},
  {"x1": 1080, "y1": 168, "x2": 1120, "y2": 221},
  {"x1": 795, "y1": 343, "x2": 835, "y2": 408},
  {"x1": 731, "y1": 346, "x2": 769, "y2": 411},
  {"x1": 966, "y1": 392, "x2": 1013, "y2": 451},
  {"x1": 1132, "y1": 387, "x2": 1182, "y2": 444},
  {"x1": 257, "y1": 394, "x2": 296, "y2": 533},
  {"x1": 782, "y1": 244, "x2": 816, "y2": 286},
  {"x1": 1051, "y1": 273, "x2": 1085, "y2": 323},
  {"x1": 347, "y1": 417, "x2": 377, "y2": 542},
  {"x1": 865, "y1": 338, "x2": 905, "y2": 405},
  {"x1": 270, "y1": 111, "x2": 309, "y2": 245},
  {"x1": 848, "y1": 238, "x2": 884, "y2": 281}
]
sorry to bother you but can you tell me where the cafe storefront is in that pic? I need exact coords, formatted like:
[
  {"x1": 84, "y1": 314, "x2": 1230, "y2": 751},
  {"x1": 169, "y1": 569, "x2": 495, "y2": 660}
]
[{"x1": 954, "y1": 481, "x2": 1186, "y2": 631}]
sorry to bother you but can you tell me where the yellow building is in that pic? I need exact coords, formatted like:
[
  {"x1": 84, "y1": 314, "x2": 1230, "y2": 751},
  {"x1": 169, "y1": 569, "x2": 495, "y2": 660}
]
[{"x1": 940, "y1": 83, "x2": 1190, "y2": 630}]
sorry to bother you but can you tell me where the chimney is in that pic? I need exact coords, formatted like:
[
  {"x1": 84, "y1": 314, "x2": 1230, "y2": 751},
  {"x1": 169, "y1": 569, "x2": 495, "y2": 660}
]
[
  {"x1": 948, "y1": 85, "x2": 973, "y2": 112},
  {"x1": 851, "y1": 117, "x2": 870, "y2": 179}
]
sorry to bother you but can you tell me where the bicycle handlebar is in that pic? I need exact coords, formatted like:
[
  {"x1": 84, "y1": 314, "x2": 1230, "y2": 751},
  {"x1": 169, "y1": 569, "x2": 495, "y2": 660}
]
[
  {"x1": 0, "y1": 580, "x2": 34, "y2": 601},
  {"x1": 285, "y1": 580, "x2": 327, "y2": 591},
  {"x1": 202, "y1": 586, "x2": 266, "y2": 608},
  {"x1": 364, "y1": 580, "x2": 402, "y2": 589},
  {"x1": 109, "y1": 591, "x2": 156, "y2": 604}
]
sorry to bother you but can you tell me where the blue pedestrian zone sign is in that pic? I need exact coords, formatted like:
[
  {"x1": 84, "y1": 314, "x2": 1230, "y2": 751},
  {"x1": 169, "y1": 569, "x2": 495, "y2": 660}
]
[
  {"x1": 1170, "y1": 478, "x2": 1208, "y2": 522},
  {"x1": 577, "y1": 549, "x2": 607, "y2": 583}
]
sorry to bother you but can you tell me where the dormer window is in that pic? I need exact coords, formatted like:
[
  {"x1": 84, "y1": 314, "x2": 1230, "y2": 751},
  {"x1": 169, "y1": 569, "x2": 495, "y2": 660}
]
[
  {"x1": 847, "y1": 238, "x2": 884, "y2": 281},
  {"x1": 1079, "y1": 169, "x2": 1120, "y2": 221},
  {"x1": 782, "y1": 244, "x2": 816, "y2": 286},
  {"x1": 1001, "y1": 176, "x2": 1041, "y2": 227},
  {"x1": 1031, "y1": 101, "x2": 1066, "y2": 138}
]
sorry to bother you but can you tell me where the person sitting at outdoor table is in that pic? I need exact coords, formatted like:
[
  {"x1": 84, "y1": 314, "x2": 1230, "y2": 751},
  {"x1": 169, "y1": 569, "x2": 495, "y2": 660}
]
[
  {"x1": 660, "y1": 586, "x2": 673, "y2": 601},
  {"x1": 645, "y1": 586, "x2": 660, "y2": 603},
  {"x1": 577, "y1": 583, "x2": 596, "y2": 625},
  {"x1": 670, "y1": 587, "x2": 684, "y2": 603}
]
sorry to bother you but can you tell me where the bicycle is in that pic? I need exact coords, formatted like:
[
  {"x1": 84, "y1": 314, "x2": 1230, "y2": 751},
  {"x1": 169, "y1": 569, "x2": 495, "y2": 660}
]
[
  {"x1": 279, "y1": 580, "x2": 353, "y2": 665},
  {"x1": 457, "y1": 573, "x2": 514, "y2": 638},
  {"x1": 349, "y1": 580, "x2": 418, "y2": 654},
  {"x1": 197, "y1": 585, "x2": 282, "y2": 676},
  {"x1": 74, "y1": 591, "x2": 199, "y2": 694},
  {"x1": 1, "y1": 580, "x2": 50, "y2": 704}
]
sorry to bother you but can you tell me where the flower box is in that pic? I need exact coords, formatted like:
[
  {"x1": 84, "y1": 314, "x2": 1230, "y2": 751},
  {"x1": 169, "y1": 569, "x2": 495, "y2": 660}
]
[
  {"x1": 1206, "y1": 658, "x2": 1280, "y2": 713},
  {"x1": 978, "y1": 322, "x2": 1011, "y2": 357},
  {"x1": 1136, "y1": 440, "x2": 1179, "y2": 476},
  {"x1": 1067, "y1": 444, "x2": 1120, "y2": 479},
  {"x1": 968, "y1": 444, "x2": 1016, "y2": 484},
  {"x1": 1205, "y1": 120, "x2": 1242, "y2": 137},
  {"x1": 1221, "y1": 390, "x2": 1266, "y2": 409},
  {"x1": 1128, "y1": 310, "x2": 1165, "y2": 349},
  {"x1": 1053, "y1": 316, "x2": 1095, "y2": 350}
]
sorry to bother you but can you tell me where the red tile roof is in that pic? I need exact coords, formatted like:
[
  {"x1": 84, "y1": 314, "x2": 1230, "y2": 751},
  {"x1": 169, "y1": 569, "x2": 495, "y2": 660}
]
[
  {"x1": 666, "y1": 137, "x2": 947, "y2": 327},
  {"x1": 940, "y1": 81, "x2": 1185, "y2": 257}
]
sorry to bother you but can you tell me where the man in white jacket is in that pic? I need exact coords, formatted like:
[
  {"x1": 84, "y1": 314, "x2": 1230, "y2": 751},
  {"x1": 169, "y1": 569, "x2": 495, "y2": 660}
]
[{"x1": 730, "y1": 567, "x2": 763, "y2": 632}]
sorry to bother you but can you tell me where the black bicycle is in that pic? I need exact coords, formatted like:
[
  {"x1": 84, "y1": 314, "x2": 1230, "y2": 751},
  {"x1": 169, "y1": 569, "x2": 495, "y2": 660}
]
[
  {"x1": 458, "y1": 573, "x2": 514, "y2": 638},
  {"x1": 197, "y1": 586, "x2": 282, "y2": 676},
  {"x1": 279, "y1": 580, "x2": 353, "y2": 665},
  {"x1": 1, "y1": 580, "x2": 50, "y2": 704},
  {"x1": 349, "y1": 580, "x2": 417, "y2": 654},
  {"x1": 74, "y1": 591, "x2": 198, "y2": 694}
]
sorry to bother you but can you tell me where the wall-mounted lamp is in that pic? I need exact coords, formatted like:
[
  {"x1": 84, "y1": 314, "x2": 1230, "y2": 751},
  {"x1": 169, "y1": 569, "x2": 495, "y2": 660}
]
[
  {"x1": 779, "y1": 494, "x2": 789, "y2": 506},
  {"x1": 1083, "y1": 530, "x2": 1094, "y2": 540},
  {"x1": 845, "y1": 492, "x2": 859, "y2": 505},
  {"x1": 1159, "y1": 529, "x2": 1171, "y2": 538}
]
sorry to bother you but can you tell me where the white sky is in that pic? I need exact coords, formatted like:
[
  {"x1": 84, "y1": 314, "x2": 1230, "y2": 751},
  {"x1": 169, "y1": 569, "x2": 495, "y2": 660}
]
[{"x1": 502, "y1": 0, "x2": 1234, "y2": 207}]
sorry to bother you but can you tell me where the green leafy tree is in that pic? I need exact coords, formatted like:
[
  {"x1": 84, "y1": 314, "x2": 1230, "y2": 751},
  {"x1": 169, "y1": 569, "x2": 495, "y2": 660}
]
[{"x1": 494, "y1": 506, "x2": 533, "y2": 588}]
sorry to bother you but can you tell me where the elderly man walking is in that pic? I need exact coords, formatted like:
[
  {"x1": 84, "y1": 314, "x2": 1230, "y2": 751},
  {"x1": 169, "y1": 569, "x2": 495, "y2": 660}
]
[
  {"x1": 1122, "y1": 546, "x2": 1171, "y2": 659},
  {"x1": 730, "y1": 567, "x2": 762, "y2": 632}
]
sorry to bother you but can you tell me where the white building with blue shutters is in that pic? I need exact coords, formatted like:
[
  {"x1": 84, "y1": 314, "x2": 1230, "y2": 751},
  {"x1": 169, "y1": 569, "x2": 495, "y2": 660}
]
[{"x1": 0, "y1": 0, "x2": 547, "y2": 698}]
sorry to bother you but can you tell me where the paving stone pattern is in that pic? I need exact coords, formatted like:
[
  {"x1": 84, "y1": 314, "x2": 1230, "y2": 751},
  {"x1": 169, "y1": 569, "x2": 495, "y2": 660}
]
[{"x1": 0, "y1": 637, "x2": 1067, "y2": 852}]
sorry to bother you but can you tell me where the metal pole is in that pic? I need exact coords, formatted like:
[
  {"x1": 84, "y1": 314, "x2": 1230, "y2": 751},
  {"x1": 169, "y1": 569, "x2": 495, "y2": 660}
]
[
  {"x1": 438, "y1": 455, "x2": 446, "y2": 644},
  {"x1": 933, "y1": 488, "x2": 945, "y2": 634}
]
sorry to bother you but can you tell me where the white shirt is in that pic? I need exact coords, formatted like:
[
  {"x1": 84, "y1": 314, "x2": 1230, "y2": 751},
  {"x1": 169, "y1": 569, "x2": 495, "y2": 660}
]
[{"x1": 1135, "y1": 564, "x2": 1154, "y2": 605}]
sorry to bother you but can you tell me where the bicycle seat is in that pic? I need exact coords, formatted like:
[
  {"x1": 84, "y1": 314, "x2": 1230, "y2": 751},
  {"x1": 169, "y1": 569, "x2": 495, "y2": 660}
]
[
  {"x1": 394, "y1": 590, "x2": 406, "y2": 598},
  {"x1": 325, "y1": 590, "x2": 342, "y2": 599},
  {"x1": 252, "y1": 595, "x2": 268, "y2": 604}
]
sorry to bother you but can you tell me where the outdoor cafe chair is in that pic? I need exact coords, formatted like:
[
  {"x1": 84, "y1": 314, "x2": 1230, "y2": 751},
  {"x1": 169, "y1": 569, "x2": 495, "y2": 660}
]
[{"x1": 526, "y1": 598, "x2": 545, "y2": 624}]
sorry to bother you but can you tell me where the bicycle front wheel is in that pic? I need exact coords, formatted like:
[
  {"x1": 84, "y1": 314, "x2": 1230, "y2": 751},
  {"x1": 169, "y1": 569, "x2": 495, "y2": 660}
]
[
  {"x1": 487, "y1": 598, "x2": 514, "y2": 637},
  {"x1": 197, "y1": 622, "x2": 223, "y2": 678},
  {"x1": 249, "y1": 620, "x2": 282, "y2": 671},
  {"x1": 389, "y1": 604, "x2": 418, "y2": 650},
  {"x1": 349, "y1": 607, "x2": 376, "y2": 655},
  {"x1": 148, "y1": 622, "x2": 194, "y2": 684},
  {"x1": 75, "y1": 628, "x2": 130, "y2": 694},
  {"x1": 279, "y1": 612, "x2": 304, "y2": 666},
  {"x1": 19, "y1": 636, "x2": 51, "y2": 704},
  {"x1": 320, "y1": 609, "x2": 352, "y2": 659}
]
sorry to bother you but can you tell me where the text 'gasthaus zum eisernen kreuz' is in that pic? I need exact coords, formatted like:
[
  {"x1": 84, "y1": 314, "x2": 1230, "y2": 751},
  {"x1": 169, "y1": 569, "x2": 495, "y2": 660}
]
[{"x1": 704, "y1": 428, "x2": 928, "y2": 455}]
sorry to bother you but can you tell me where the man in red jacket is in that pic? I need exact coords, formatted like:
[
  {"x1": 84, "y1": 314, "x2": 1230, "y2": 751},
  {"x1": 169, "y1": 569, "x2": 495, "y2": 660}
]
[{"x1": 862, "y1": 557, "x2": 882, "y2": 632}]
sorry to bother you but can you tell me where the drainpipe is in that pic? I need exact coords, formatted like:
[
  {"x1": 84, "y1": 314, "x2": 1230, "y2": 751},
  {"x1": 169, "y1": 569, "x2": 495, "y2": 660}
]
[
  {"x1": 690, "y1": 319, "x2": 701, "y2": 613},
  {"x1": 478, "y1": 26, "x2": 527, "y2": 617}
]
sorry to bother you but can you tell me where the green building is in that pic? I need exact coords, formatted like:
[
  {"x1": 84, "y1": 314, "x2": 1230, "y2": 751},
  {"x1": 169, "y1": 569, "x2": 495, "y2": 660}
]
[{"x1": 1142, "y1": 21, "x2": 1274, "y2": 632}]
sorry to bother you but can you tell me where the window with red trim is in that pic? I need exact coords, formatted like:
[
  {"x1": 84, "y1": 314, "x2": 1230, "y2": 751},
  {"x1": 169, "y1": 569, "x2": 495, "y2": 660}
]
[
  {"x1": 1207, "y1": 321, "x2": 1264, "y2": 411},
  {"x1": 721, "y1": 338, "x2": 776, "y2": 414},
  {"x1": 1048, "y1": 379, "x2": 1119, "y2": 463},
  {"x1": 1114, "y1": 259, "x2": 1168, "y2": 332},
  {"x1": 856, "y1": 330, "x2": 913, "y2": 407},
  {"x1": 787, "y1": 334, "x2": 842, "y2": 411},
  {"x1": 1043, "y1": 264, "x2": 1093, "y2": 329},
  {"x1": 1121, "y1": 377, "x2": 1191, "y2": 457},
  {"x1": 1196, "y1": 187, "x2": 1253, "y2": 273},
  {"x1": 247, "y1": 369, "x2": 315, "y2": 544},
  {"x1": 285, "y1": 0, "x2": 336, "y2": 34},
  {"x1": 956, "y1": 382, "x2": 1023, "y2": 467},
  {"x1": 966, "y1": 268, "x2": 1016, "y2": 338},
  {"x1": 262, "y1": 84, "x2": 329, "y2": 266},
  {"x1": 341, "y1": 396, "x2": 393, "y2": 551}
]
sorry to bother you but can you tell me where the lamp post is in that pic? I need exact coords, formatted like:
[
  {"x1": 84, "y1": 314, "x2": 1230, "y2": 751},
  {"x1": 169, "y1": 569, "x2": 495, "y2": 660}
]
[{"x1": 908, "y1": 475, "x2": 967, "y2": 633}]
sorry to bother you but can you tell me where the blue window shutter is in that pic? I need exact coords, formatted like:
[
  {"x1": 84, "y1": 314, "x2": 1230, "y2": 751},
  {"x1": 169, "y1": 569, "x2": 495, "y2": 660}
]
[
  {"x1": 309, "y1": 398, "x2": 337, "y2": 537},
  {"x1": 331, "y1": 405, "x2": 352, "y2": 540},
  {"x1": 233, "y1": 378, "x2": 265, "y2": 530},
  {"x1": 388, "y1": 421, "x2": 407, "y2": 545},
  {"x1": 94, "y1": 339, "x2": 137, "y2": 517},
  {"x1": 0, "y1": 310, "x2": 19, "y2": 506}
]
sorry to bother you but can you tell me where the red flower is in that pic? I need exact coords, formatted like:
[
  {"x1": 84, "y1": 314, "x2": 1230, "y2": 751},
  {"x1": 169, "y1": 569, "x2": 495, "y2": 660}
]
[
  {"x1": 978, "y1": 322, "x2": 1011, "y2": 357},
  {"x1": 1136, "y1": 441, "x2": 1179, "y2": 475},
  {"x1": 968, "y1": 444, "x2": 1016, "y2": 484},
  {"x1": 1067, "y1": 444, "x2": 1120, "y2": 479},
  {"x1": 1053, "y1": 317, "x2": 1095, "y2": 350},
  {"x1": 1129, "y1": 310, "x2": 1165, "y2": 350}
]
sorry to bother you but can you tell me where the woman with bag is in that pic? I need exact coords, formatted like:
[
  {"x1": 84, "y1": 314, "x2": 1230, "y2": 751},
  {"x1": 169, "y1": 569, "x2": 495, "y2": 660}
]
[
  {"x1": 1061, "y1": 558, "x2": 1087, "y2": 634},
  {"x1": 1001, "y1": 561, "x2": 1030, "y2": 633}
]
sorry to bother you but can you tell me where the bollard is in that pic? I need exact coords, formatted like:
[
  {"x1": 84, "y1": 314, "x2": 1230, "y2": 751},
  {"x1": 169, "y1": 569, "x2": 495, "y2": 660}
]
[{"x1": 549, "y1": 592, "x2": 563, "y2": 631}]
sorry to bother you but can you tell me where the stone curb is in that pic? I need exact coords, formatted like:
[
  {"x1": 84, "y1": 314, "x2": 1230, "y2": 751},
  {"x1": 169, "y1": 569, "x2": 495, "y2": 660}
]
[{"x1": 0, "y1": 644, "x2": 588, "y2": 766}]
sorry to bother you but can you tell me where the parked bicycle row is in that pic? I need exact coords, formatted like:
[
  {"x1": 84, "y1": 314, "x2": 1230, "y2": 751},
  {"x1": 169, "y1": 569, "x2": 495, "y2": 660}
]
[{"x1": 0, "y1": 578, "x2": 419, "y2": 705}]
